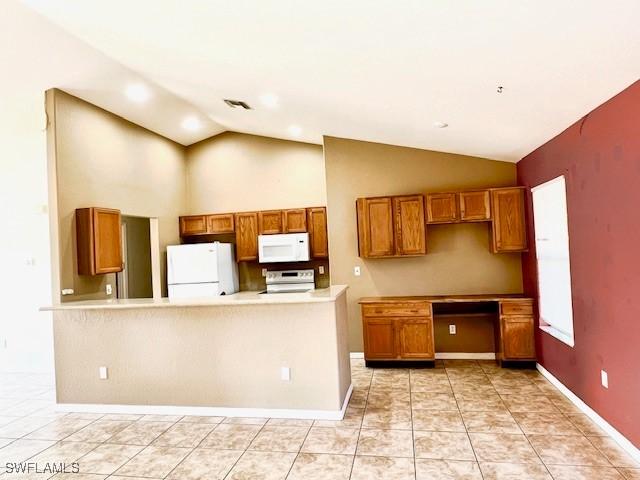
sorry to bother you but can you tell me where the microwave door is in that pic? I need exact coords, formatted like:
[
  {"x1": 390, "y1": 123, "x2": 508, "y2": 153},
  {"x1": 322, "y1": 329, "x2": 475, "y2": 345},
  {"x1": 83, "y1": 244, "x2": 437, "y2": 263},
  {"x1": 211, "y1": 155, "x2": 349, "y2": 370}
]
[{"x1": 260, "y1": 243, "x2": 295, "y2": 263}]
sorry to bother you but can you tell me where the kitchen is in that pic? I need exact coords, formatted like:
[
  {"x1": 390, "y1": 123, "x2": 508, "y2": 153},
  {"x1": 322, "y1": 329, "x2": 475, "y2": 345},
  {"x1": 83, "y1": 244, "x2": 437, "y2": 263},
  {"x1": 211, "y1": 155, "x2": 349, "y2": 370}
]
[
  {"x1": 45, "y1": 87, "x2": 533, "y2": 418},
  {"x1": 4, "y1": 3, "x2": 639, "y2": 476}
]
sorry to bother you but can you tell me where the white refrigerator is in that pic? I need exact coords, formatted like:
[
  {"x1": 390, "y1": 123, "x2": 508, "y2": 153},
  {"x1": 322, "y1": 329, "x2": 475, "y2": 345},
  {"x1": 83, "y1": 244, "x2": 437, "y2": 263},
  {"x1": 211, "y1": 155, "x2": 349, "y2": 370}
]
[{"x1": 167, "y1": 242, "x2": 239, "y2": 299}]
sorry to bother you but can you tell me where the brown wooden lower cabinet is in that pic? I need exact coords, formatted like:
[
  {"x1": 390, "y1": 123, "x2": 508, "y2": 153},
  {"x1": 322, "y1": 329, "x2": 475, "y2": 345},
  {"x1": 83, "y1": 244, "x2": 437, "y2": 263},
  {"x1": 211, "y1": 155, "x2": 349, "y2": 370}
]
[
  {"x1": 360, "y1": 296, "x2": 536, "y2": 365},
  {"x1": 398, "y1": 318, "x2": 435, "y2": 359},
  {"x1": 362, "y1": 301, "x2": 435, "y2": 361}
]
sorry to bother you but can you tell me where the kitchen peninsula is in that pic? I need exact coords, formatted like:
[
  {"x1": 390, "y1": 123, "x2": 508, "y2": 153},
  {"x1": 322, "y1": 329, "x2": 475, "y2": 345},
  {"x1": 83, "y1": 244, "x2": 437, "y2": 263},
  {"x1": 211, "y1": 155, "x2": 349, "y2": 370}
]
[{"x1": 44, "y1": 285, "x2": 351, "y2": 420}]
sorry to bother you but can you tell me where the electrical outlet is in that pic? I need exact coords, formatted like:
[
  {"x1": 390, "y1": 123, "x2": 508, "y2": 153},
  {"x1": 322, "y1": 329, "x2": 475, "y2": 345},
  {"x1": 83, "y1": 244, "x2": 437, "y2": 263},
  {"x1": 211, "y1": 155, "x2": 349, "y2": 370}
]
[
  {"x1": 319, "y1": 265, "x2": 325, "y2": 275},
  {"x1": 281, "y1": 367, "x2": 291, "y2": 381},
  {"x1": 601, "y1": 370, "x2": 608, "y2": 389},
  {"x1": 61, "y1": 288, "x2": 74, "y2": 296},
  {"x1": 99, "y1": 366, "x2": 108, "y2": 380},
  {"x1": 106, "y1": 284, "x2": 112, "y2": 295},
  {"x1": 449, "y1": 324, "x2": 457, "y2": 335},
  {"x1": 354, "y1": 266, "x2": 361, "y2": 276},
  {"x1": 261, "y1": 268, "x2": 267, "y2": 277}
]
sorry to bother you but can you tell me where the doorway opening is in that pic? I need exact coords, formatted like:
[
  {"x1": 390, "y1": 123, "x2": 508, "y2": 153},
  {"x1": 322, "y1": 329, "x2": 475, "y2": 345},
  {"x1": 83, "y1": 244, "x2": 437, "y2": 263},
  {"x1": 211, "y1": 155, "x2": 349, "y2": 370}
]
[{"x1": 116, "y1": 215, "x2": 153, "y2": 299}]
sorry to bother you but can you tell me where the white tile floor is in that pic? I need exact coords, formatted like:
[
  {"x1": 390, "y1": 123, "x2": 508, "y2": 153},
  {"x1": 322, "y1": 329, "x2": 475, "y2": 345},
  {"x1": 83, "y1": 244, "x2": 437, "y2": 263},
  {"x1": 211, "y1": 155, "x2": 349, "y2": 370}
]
[{"x1": 0, "y1": 360, "x2": 638, "y2": 479}]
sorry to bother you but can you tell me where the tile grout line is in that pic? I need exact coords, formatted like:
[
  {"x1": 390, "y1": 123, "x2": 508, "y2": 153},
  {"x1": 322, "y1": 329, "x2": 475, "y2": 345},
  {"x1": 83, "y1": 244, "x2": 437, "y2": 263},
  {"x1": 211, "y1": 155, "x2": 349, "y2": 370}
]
[
  {"x1": 447, "y1": 361, "x2": 486, "y2": 480},
  {"x1": 221, "y1": 419, "x2": 271, "y2": 480},
  {"x1": 283, "y1": 422, "x2": 314, "y2": 479},
  {"x1": 159, "y1": 417, "x2": 225, "y2": 480},
  {"x1": 347, "y1": 365, "x2": 372, "y2": 480},
  {"x1": 408, "y1": 368, "x2": 417, "y2": 480},
  {"x1": 95, "y1": 415, "x2": 184, "y2": 479}
]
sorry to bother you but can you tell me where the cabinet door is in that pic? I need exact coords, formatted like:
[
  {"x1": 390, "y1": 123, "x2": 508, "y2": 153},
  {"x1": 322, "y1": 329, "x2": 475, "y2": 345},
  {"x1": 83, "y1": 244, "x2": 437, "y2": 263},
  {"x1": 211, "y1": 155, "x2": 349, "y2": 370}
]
[
  {"x1": 179, "y1": 215, "x2": 208, "y2": 236},
  {"x1": 307, "y1": 207, "x2": 329, "y2": 258},
  {"x1": 235, "y1": 212, "x2": 259, "y2": 261},
  {"x1": 258, "y1": 210, "x2": 284, "y2": 234},
  {"x1": 207, "y1": 213, "x2": 235, "y2": 234},
  {"x1": 363, "y1": 317, "x2": 396, "y2": 359},
  {"x1": 459, "y1": 191, "x2": 491, "y2": 222},
  {"x1": 426, "y1": 193, "x2": 459, "y2": 223},
  {"x1": 92, "y1": 208, "x2": 123, "y2": 274},
  {"x1": 394, "y1": 195, "x2": 426, "y2": 255},
  {"x1": 502, "y1": 317, "x2": 535, "y2": 359},
  {"x1": 398, "y1": 318, "x2": 435, "y2": 359},
  {"x1": 356, "y1": 197, "x2": 395, "y2": 257},
  {"x1": 283, "y1": 209, "x2": 307, "y2": 233},
  {"x1": 490, "y1": 188, "x2": 527, "y2": 252}
]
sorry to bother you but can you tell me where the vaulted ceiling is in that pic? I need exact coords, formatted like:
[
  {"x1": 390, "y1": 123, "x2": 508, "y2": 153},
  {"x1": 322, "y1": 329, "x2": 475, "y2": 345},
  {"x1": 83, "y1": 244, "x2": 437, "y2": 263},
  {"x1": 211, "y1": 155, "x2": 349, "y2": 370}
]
[{"x1": 21, "y1": 0, "x2": 640, "y2": 161}]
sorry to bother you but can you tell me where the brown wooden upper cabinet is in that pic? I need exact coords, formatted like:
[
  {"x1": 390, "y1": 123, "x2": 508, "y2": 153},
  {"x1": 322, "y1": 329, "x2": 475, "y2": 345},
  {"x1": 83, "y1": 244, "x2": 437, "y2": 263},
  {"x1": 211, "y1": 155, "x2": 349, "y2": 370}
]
[
  {"x1": 207, "y1": 213, "x2": 235, "y2": 234},
  {"x1": 307, "y1": 207, "x2": 329, "y2": 258},
  {"x1": 356, "y1": 194, "x2": 426, "y2": 258},
  {"x1": 393, "y1": 195, "x2": 427, "y2": 256},
  {"x1": 76, "y1": 207, "x2": 123, "y2": 275},
  {"x1": 490, "y1": 187, "x2": 527, "y2": 253},
  {"x1": 426, "y1": 193, "x2": 458, "y2": 223},
  {"x1": 459, "y1": 190, "x2": 491, "y2": 222},
  {"x1": 258, "y1": 210, "x2": 284, "y2": 235},
  {"x1": 283, "y1": 209, "x2": 307, "y2": 233},
  {"x1": 235, "y1": 212, "x2": 259, "y2": 261},
  {"x1": 179, "y1": 215, "x2": 208, "y2": 236}
]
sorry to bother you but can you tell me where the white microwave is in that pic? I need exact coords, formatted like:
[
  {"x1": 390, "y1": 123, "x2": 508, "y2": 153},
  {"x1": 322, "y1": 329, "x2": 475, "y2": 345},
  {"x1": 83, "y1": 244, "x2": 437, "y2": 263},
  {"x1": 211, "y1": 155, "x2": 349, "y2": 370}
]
[{"x1": 258, "y1": 233, "x2": 310, "y2": 263}]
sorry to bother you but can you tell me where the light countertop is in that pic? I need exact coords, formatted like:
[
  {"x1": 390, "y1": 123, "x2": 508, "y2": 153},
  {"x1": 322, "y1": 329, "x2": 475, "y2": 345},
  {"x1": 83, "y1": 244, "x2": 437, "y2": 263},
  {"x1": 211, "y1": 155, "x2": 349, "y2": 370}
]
[{"x1": 43, "y1": 285, "x2": 348, "y2": 311}]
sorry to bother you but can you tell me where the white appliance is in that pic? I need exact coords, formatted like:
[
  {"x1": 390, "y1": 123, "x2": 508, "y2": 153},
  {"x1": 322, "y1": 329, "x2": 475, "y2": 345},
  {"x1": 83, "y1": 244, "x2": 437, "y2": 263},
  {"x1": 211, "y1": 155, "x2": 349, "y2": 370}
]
[
  {"x1": 167, "y1": 242, "x2": 239, "y2": 299},
  {"x1": 265, "y1": 269, "x2": 315, "y2": 293},
  {"x1": 258, "y1": 233, "x2": 310, "y2": 263}
]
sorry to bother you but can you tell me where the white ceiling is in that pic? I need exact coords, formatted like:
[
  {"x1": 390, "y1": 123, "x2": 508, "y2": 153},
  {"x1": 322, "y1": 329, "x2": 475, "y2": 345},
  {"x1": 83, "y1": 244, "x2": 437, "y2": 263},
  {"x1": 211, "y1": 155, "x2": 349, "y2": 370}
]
[
  {"x1": 20, "y1": 0, "x2": 640, "y2": 161},
  {"x1": 2, "y1": 1, "x2": 223, "y2": 146}
]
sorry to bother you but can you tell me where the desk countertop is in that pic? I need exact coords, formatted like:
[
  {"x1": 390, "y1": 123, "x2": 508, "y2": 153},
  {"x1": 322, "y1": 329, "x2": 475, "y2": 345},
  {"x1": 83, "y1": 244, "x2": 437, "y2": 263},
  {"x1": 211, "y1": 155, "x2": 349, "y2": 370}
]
[{"x1": 359, "y1": 294, "x2": 533, "y2": 303}]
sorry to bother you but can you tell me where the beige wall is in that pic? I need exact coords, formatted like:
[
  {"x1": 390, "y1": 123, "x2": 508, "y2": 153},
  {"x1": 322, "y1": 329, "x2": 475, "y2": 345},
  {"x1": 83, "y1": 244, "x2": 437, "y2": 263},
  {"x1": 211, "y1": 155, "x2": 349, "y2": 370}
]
[
  {"x1": 50, "y1": 90, "x2": 186, "y2": 302},
  {"x1": 53, "y1": 294, "x2": 350, "y2": 412},
  {"x1": 186, "y1": 132, "x2": 326, "y2": 213},
  {"x1": 323, "y1": 136, "x2": 524, "y2": 351}
]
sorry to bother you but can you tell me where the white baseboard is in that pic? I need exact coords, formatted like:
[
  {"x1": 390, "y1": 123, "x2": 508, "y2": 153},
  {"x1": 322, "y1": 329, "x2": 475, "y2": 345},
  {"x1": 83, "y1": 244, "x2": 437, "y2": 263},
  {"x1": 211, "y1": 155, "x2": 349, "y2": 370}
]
[
  {"x1": 350, "y1": 352, "x2": 495, "y2": 360},
  {"x1": 537, "y1": 363, "x2": 640, "y2": 463},
  {"x1": 436, "y1": 352, "x2": 496, "y2": 360},
  {"x1": 56, "y1": 384, "x2": 354, "y2": 422}
]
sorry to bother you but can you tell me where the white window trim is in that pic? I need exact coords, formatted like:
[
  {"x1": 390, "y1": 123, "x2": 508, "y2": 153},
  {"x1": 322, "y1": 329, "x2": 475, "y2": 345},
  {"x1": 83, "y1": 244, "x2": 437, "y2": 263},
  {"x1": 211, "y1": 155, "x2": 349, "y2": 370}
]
[
  {"x1": 532, "y1": 175, "x2": 575, "y2": 348},
  {"x1": 539, "y1": 325, "x2": 575, "y2": 347}
]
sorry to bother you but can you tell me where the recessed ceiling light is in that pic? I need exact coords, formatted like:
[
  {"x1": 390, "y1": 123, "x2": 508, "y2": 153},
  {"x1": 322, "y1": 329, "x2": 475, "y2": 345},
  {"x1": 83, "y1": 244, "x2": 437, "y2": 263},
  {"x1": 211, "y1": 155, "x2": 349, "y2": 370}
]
[
  {"x1": 182, "y1": 116, "x2": 202, "y2": 131},
  {"x1": 434, "y1": 121, "x2": 449, "y2": 128},
  {"x1": 287, "y1": 125, "x2": 302, "y2": 137},
  {"x1": 259, "y1": 93, "x2": 279, "y2": 108},
  {"x1": 125, "y1": 83, "x2": 151, "y2": 103}
]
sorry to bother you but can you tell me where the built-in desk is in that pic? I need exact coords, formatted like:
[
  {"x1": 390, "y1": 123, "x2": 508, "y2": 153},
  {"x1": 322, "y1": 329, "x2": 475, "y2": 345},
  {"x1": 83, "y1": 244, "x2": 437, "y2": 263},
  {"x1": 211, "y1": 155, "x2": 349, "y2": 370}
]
[{"x1": 359, "y1": 295, "x2": 535, "y2": 366}]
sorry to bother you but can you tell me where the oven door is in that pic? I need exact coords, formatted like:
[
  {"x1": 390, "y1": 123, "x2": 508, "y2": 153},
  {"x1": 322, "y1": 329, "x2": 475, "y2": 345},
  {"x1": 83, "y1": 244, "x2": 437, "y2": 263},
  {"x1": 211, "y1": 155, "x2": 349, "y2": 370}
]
[{"x1": 258, "y1": 233, "x2": 309, "y2": 263}]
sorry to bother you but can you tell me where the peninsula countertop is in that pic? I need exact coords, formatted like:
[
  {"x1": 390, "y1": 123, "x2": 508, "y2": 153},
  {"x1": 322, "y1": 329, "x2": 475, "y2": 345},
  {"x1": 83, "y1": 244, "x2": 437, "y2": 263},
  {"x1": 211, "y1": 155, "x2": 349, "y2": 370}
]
[{"x1": 43, "y1": 285, "x2": 348, "y2": 311}]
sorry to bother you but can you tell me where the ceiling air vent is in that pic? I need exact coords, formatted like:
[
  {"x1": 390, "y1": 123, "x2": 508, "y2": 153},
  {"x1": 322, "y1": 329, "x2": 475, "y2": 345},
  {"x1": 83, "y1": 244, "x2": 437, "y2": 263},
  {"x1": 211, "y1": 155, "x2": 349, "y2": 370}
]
[{"x1": 223, "y1": 99, "x2": 252, "y2": 110}]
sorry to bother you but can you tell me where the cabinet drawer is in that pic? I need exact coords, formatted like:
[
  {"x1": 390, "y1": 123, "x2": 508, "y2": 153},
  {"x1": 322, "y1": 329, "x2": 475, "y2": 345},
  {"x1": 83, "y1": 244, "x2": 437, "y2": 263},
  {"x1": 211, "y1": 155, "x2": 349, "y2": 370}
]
[
  {"x1": 500, "y1": 302, "x2": 533, "y2": 316},
  {"x1": 362, "y1": 303, "x2": 430, "y2": 317}
]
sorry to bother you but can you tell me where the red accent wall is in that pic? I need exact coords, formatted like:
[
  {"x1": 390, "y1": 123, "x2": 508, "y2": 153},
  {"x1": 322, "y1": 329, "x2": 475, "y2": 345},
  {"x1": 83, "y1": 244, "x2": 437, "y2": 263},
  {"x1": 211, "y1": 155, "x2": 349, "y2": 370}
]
[{"x1": 517, "y1": 80, "x2": 640, "y2": 447}]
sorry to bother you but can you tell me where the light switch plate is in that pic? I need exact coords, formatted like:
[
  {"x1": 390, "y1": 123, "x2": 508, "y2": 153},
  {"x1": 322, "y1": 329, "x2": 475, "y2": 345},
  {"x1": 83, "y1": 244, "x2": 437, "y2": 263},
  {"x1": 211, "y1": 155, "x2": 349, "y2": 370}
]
[
  {"x1": 319, "y1": 265, "x2": 325, "y2": 275},
  {"x1": 99, "y1": 366, "x2": 108, "y2": 380},
  {"x1": 281, "y1": 367, "x2": 291, "y2": 381},
  {"x1": 601, "y1": 370, "x2": 608, "y2": 388},
  {"x1": 354, "y1": 266, "x2": 361, "y2": 276}
]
